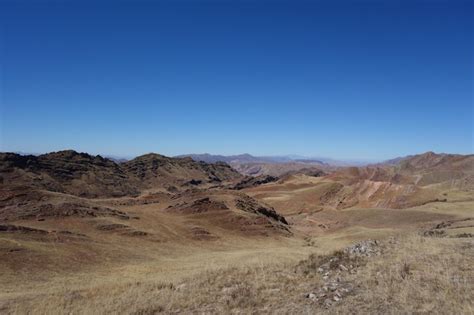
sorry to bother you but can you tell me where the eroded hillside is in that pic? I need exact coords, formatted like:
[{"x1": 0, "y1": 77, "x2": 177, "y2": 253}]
[{"x1": 0, "y1": 150, "x2": 472, "y2": 314}]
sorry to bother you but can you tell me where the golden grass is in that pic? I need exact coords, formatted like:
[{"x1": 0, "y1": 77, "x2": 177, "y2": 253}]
[
  {"x1": 335, "y1": 235, "x2": 473, "y2": 315},
  {"x1": 2, "y1": 234, "x2": 472, "y2": 314}
]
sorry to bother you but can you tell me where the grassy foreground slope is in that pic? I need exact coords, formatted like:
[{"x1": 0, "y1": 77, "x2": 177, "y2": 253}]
[{"x1": 2, "y1": 233, "x2": 472, "y2": 314}]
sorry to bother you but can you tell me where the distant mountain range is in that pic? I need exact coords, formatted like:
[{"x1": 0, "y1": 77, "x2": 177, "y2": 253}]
[
  {"x1": 13, "y1": 151, "x2": 468, "y2": 170},
  {"x1": 174, "y1": 153, "x2": 374, "y2": 176},
  {"x1": 174, "y1": 153, "x2": 364, "y2": 166},
  {"x1": 3, "y1": 149, "x2": 473, "y2": 209},
  {"x1": 174, "y1": 153, "x2": 264, "y2": 164}
]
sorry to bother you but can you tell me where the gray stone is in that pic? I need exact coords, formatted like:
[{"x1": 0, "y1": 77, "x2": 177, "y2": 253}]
[{"x1": 306, "y1": 293, "x2": 317, "y2": 299}]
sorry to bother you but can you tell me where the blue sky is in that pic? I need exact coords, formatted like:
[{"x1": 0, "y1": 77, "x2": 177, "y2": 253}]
[{"x1": 1, "y1": 0, "x2": 472, "y2": 160}]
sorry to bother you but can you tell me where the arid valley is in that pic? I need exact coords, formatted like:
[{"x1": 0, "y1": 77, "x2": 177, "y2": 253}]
[
  {"x1": 0, "y1": 150, "x2": 472, "y2": 314},
  {"x1": 1, "y1": 1, "x2": 473, "y2": 313}
]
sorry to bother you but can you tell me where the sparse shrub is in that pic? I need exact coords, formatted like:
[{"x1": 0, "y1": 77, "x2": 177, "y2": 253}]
[
  {"x1": 400, "y1": 261, "x2": 411, "y2": 279},
  {"x1": 154, "y1": 282, "x2": 175, "y2": 290},
  {"x1": 131, "y1": 305, "x2": 165, "y2": 315},
  {"x1": 223, "y1": 282, "x2": 256, "y2": 310}
]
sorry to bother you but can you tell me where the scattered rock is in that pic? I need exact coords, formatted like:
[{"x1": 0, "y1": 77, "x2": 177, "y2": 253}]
[
  {"x1": 175, "y1": 283, "x2": 187, "y2": 291},
  {"x1": 344, "y1": 240, "x2": 381, "y2": 257},
  {"x1": 423, "y1": 218, "x2": 474, "y2": 238},
  {"x1": 305, "y1": 293, "x2": 317, "y2": 300},
  {"x1": 301, "y1": 239, "x2": 383, "y2": 308}
]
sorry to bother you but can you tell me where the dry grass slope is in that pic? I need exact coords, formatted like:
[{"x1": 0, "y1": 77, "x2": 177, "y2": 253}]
[{"x1": 2, "y1": 234, "x2": 472, "y2": 314}]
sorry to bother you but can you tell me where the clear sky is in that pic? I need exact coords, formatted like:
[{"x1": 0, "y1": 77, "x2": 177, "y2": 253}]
[{"x1": 1, "y1": 0, "x2": 472, "y2": 161}]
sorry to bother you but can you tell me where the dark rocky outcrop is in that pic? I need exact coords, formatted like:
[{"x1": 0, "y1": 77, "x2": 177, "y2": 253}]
[
  {"x1": 0, "y1": 150, "x2": 137, "y2": 198},
  {"x1": 235, "y1": 195, "x2": 288, "y2": 225},
  {"x1": 0, "y1": 150, "x2": 243, "y2": 198},
  {"x1": 0, "y1": 187, "x2": 130, "y2": 221},
  {"x1": 168, "y1": 197, "x2": 229, "y2": 214},
  {"x1": 121, "y1": 153, "x2": 242, "y2": 188},
  {"x1": 281, "y1": 168, "x2": 327, "y2": 178},
  {"x1": 232, "y1": 175, "x2": 279, "y2": 190}
]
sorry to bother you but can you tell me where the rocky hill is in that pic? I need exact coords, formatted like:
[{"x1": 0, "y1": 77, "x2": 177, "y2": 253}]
[
  {"x1": 122, "y1": 153, "x2": 242, "y2": 190},
  {"x1": 384, "y1": 152, "x2": 474, "y2": 172},
  {"x1": 232, "y1": 162, "x2": 331, "y2": 177},
  {"x1": 397, "y1": 151, "x2": 473, "y2": 171},
  {"x1": 176, "y1": 153, "x2": 262, "y2": 164},
  {"x1": 246, "y1": 152, "x2": 474, "y2": 211},
  {"x1": 321, "y1": 153, "x2": 471, "y2": 208},
  {"x1": 0, "y1": 150, "x2": 138, "y2": 198},
  {"x1": 0, "y1": 150, "x2": 243, "y2": 198},
  {"x1": 179, "y1": 153, "x2": 331, "y2": 176}
]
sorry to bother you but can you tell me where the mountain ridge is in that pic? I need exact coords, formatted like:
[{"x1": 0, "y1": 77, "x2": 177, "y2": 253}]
[{"x1": 0, "y1": 150, "x2": 243, "y2": 198}]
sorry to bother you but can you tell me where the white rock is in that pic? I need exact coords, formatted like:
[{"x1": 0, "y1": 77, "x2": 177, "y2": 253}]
[{"x1": 306, "y1": 293, "x2": 317, "y2": 300}]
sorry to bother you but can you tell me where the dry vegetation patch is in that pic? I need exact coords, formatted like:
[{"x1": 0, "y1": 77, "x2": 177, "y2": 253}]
[
  {"x1": 335, "y1": 235, "x2": 473, "y2": 315},
  {"x1": 3, "y1": 234, "x2": 472, "y2": 314}
]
